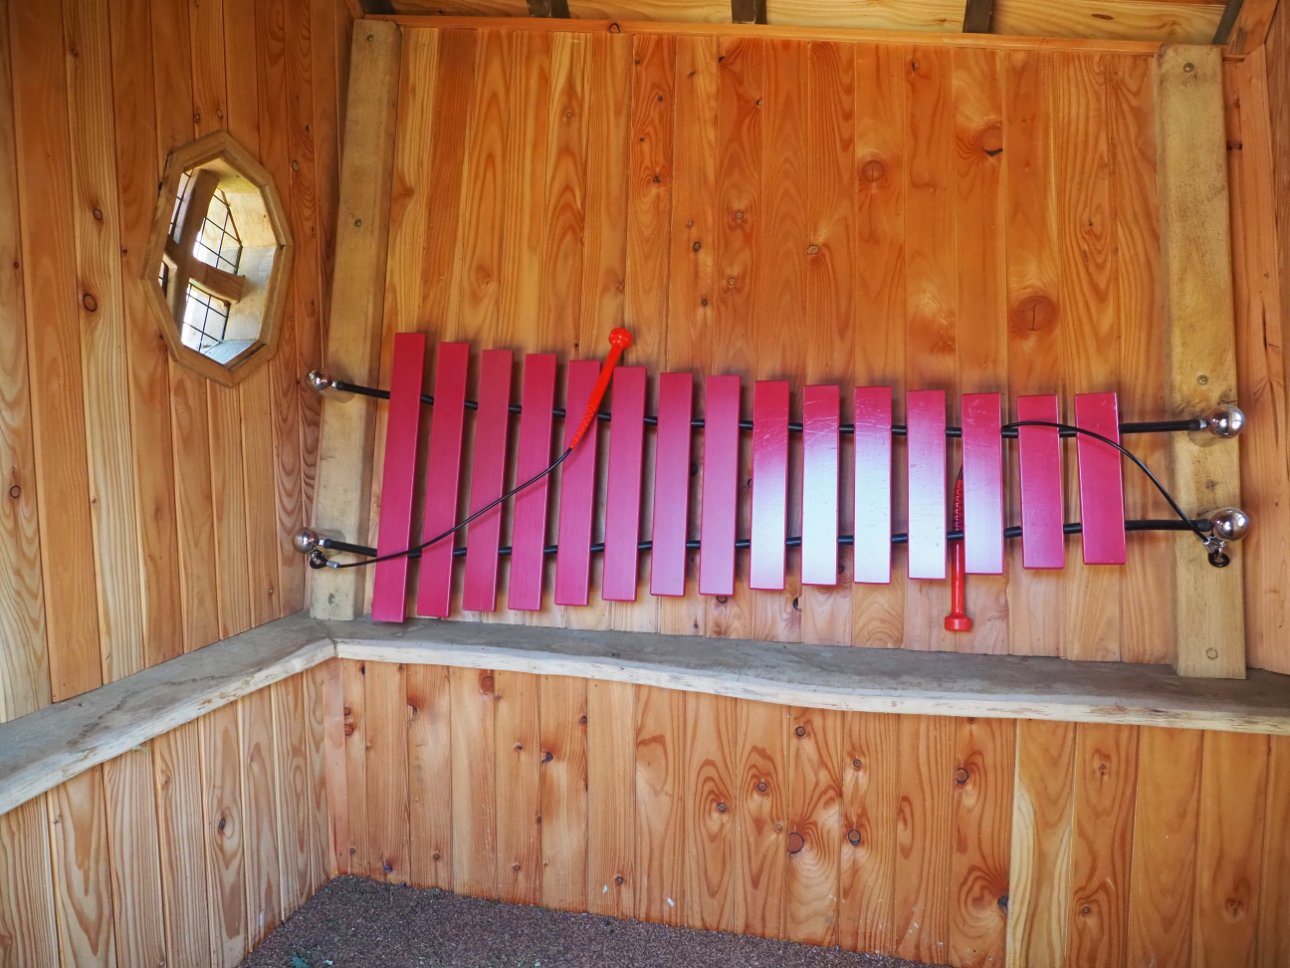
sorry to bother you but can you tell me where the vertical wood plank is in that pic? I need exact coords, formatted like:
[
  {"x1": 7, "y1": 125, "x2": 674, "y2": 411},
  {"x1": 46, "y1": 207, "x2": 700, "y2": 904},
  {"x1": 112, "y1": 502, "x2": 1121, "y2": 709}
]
[
  {"x1": 450, "y1": 666, "x2": 498, "y2": 899},
  {"x1": 240, "y1": 689, "x2": 282, "y2": 945},
  {"x1": 785, "y1": 706, "x2": 843, "y2": 947},
  {"x1": 1066, "y1": 723, "x2": 1139, "y2": 967},
  {"x1": 684, "y1": 693, "x2": 738, "y2": 932},
  {"x1": 201, "y1": 704, "x2": 246, "y2": 968},
  {"x1": 313, "y1": 659, "x2": 350, "y2": 880},
  {"x1": 539, "y1": 675, "x2": 589, "y2": 912},
  {"x1": 153, "y1": 721, "x2": 212, "y2": 967},
  {"x1": 103, "y1": 750, "x2": 164, "y2": 968},
  {"x1": 309, "y1": 20, "x2": 402, "y2": 620},
  {"x1": 9, "y1": 0, "x2": 102, "y2": 699},
  {"x1": 635, "y1": 684, "x2": 685, "y2": 924},
  {"x1": 1193, "y1": 730, "x2": 1268, "y2": 966},
  {"x1": 272, "y1": 676, "x2": 313, "y2": 914},
  {"x1": 406, "y1": 663, "x2": 453, "y2": 889},
  {"x1": 949, "y1": 717, "x2": 1013, "y2": 968},
  {"x1": 586, "y1": 679, "x2": 635, "y2": 917},
  {"x1": 1126, "y1": 727, "x2": 1201, "y2": 968},
  {"x1": 0, "y1": 0, "x2": 48, "y2": 723},
  {"x1": 340, "y1": 659, "x2": 367, "y2": 876},
  {"x1": 839, "y1": 712, "x2": 899, "y2": 955},
  {"x1": 733, "y1": 698, "x2": 786, "y2": 939},
  {"x1": 893, "y1": 715, "x2": 955, "y2": 964},
  {"x1": 494, "y1": 670, "x2": 541, "y2": 905},
  {"x1": 364, "y1": 661, "x2": 409, "y2": 884},
  {"x1": 0, "y1": 797, "x2": 58, "y2": 967},
  {"x1": 1156, "y1": 45, "x2": 1245, "y2": 679},
  {"x1": 1258, "y1": 736, "x2": 1290, "y2": 966},
  {"x1": 48, "y1": 770, "x2": 117, "y2": 967},
  {"x1": 1007, "y1": 720, "x2": 1076, "y2": 968}
]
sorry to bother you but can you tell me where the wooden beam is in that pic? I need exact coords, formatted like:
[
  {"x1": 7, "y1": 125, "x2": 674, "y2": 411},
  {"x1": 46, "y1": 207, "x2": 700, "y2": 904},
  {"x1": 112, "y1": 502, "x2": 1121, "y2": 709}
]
[
  {"x1": 328, "y1": 618, "x2": 1290, "y2": 735},
  {"x1": 0, "y1": 612, "x2": 331, "y2": 817},
  {"x1": 1221, "y1": 0, "x2": 1280, "y2": 54},
  {"x1": 309, "y1": 21, "x2": 402, "y2": 621},
  {"x1": 963, "y1": 0, "x2": 994, "y2": 33},
  {"x1": 1155, "y1": 46, "x2": 1246, "y2": 679}
]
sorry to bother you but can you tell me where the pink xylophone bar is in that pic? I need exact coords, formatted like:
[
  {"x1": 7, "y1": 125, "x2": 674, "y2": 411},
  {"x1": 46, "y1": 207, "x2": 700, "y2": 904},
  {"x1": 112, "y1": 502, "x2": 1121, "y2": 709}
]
[{"x1": 300, "y1": 339, "x2": 1251, "y2": 619}]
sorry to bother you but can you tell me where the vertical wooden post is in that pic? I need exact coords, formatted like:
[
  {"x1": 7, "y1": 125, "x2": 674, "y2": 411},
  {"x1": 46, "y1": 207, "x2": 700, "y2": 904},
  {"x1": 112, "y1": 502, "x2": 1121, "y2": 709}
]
[
  {"x1": 309, "y1": 22, "x2": 402, "y2": 621},
  {"x1": 1155, "y1": 46, "x2": 1246, "y2": 678}
]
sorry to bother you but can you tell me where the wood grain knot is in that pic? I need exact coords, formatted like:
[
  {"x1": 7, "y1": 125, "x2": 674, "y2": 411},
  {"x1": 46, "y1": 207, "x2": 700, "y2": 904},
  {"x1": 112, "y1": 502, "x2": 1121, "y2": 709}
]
[
  {"x1": 384, "y1": 862, "x2": 394, "y2": 874},
  {"x1": 92, "y1": 207, "x2": 103, "y2": 222},
  {"x1": 432, "y1": 851, "x2": 441, "y2": 861},
  {"x1": 81, "y1": 292, "x2": 98, "y2": 313},
  {"x1": 847, "y1": 828, "x2": 862, "y2": 846},
  {"x1": 217, "y1": 816, "x2": 227, "y2": 833},
  {"x1": 794, "y1": 725, "x2": 807, "y2": 737},
  {"x1": 755, "y1": 780, "x2": 768, "y2": 794},
  {"x1": 579, "y1": 715, "x2": 588, "y2": 725},
  {"x1": 791, "y1": 596, "x2": 800, "y2": 610},
  {"x1": 786, "y1": 832, "x2": 805, "y2": 854},
  {"x1": 861, "y1": 158, "x2": 886, "y2": 184},
  {"x1": 515, "y1": 743, "x2": 524, "y2": 753},
  {"x1": 1009, "y1": 292, "x2": 1058, "y2": 334},
  {"x1": 615, "y1": 874, "x2": 625, "y2": 884},
  {"x1": 1225, "y1": 897, "x2": 1247, "y2": 919},
  {"x1": 998, "y1": 895, "x2": 1008, "y2": 911},
  {"x1": 343, "y1": 723, "x2": 355, "y2": 737},
  {"x1": 512, "y1": 862, "x2": 521, "y2": 873},
  {"x1": 480, "y1": 674, "x2": 494, "y2": 694},
  {"x1": 806, "y1": 244, "x2": 819, "y2": 256},
  {"x1": 543, "y1": 750, "x2": 554, "y2": 762},
  {"x1": 852, "y1": 758, "x2": 863, "y2": 770},
  {"x1": 954, "y1": 767, "x2": 970, "y2": 785},
  {"x1": 716, "y1": 801, "x2": 728, "y2": 813},
  {"x1": 977, "y1": 122, "x2": 1003, "y2": 157},
  {"x1": 1080, "y1": 904, "x2": 1092, "y2": 917},
  {"x1": 8, "y1": 485, "x2": 19, "y2": 499}
]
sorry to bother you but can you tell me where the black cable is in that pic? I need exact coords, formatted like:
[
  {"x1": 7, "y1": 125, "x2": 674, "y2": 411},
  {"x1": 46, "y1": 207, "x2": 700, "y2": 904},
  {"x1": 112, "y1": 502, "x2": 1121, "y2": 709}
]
[{"x1": 323, "y1": 448, "x2": 573, "y2": 570}]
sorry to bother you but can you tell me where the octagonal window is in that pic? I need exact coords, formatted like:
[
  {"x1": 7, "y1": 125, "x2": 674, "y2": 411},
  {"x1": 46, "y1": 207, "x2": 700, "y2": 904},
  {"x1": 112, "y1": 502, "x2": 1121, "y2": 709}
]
[{"x1": 143, "y1": 132, "x2": 293, "y2": 386}]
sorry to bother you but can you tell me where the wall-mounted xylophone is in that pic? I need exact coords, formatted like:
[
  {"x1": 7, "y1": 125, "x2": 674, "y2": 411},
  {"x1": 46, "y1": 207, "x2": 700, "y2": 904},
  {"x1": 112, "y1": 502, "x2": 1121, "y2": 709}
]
[{"x1": 298, "y1": 331, "x2": 1250, "y2": 624}]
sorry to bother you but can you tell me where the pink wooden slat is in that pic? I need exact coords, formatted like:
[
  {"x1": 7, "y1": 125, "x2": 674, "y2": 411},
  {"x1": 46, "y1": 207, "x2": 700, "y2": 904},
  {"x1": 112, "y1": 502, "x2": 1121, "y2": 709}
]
[
  {"x1": 461, "y1": 349, "x2": 513, "y2": 612},
  {"x1": 416, "y1": 342, "x2": 470, "y2": 617},
  {"x1": 853, "y1": 387, "x2": 893, "y2": 584},
  {"x1": 371, "y1": 332, "x2": 427, "y2": 622},
  {"x1": 802, "y1": 384, "x2": 841, "y2": 586},
  {"x1": 1074, "y1": 392, "x2": 1126, "y2": 565},
  {"x1": 554, "y1": 360, "x2": 602, "y2": 606},
  {"x1": 906, "y1": 389, "x2": 947, "y2": 580},
  {"x1": 699, "y1": 374, "x2": 741, "y2": 597},
  {"x1": 961, "y1": 392, "x2": 1004, "y2": 575},
  {"x1": 749, "y1": 381, "x2": 789, "y2": 591},
  {"x1": 508, "y1": 354, "x2": 558, "y2": 611},
  {"x1": 1016, "y1": 394, "x2": 1065, "y2": 569},
  {"x1": 650, "y1": 372, "x2": 693, "y2": 597},
  {"x1": 602, "y1": 366, "x2": 648, "y2": 602}
]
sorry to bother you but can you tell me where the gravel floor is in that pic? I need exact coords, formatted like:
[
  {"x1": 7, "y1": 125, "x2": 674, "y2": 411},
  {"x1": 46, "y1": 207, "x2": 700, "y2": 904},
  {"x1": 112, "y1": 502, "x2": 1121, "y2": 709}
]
[{"x1": 241, "y1": 877, "x2": 945, "y2": 968}]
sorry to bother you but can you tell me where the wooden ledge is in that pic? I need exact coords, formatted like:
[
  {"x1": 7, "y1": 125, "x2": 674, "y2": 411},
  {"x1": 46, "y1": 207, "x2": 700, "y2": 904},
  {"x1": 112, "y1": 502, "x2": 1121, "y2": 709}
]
[
  {"x1": 0, "y1": 612, "x2": 331, "y2": 817},
  {"x1": 329, "y1": 618, "x2": 1290, "y2": 737}
]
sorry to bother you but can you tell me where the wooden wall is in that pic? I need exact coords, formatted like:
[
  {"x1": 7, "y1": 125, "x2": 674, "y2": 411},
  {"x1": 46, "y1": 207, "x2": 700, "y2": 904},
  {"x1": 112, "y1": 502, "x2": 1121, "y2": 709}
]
[
  {"x1": 340, "y1": 659, "x2": 1290, "y2": 968},
  {"x1": 0, "y1": 668, "x2": 331, "y2": 968},
  {"x1": 364, "y1": 21, "x2": 1290, "y2": 669},
  {"x1": 0, "y1": 0, "x2": 351, "y2": 723}
]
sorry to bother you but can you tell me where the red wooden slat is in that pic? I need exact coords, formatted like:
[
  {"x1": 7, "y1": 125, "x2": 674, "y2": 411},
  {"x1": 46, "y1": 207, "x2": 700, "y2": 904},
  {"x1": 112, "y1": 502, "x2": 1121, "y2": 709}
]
[
  {"x1": 699, "y1": 374, "x2": 741, "y2": 597},
  {"x1": 602, "y1": 366, "x2": 648, "y2": 602},
  {"x1": 555, "y1": 360, "x2": 602, "y2": 606},
  {"x1": 1016, "y1": 394, "x2": 1065, "y2": 569},
  {"x1": 853, "y1": 386, "x2": 893, "y2": 584},
  {"x1": 750, "y1": 380, "x2": 789, "y2": 591},
  {"x1": 508, "y1": 353, "x2": 557, "y2": 611},
  {"x1": 371, "y1": 332, "x2": 427, "y2": 622},
  {"x1": 650, "y1": 372, "x2": 693, "y2": 598},
  {"x1": 462, "y1": 349, "x2": 513, "y2": 612},
  {"x1": 961, "y1": 392, "x2": 1004, "y2": 575},
  {"x1": 416, "y1": 342, "x2": 470, "y2": 617},
  {"x1": 1075, "y1": 392, "x2": 1126, "y2": 565},
  {"x1": 906, "y1": 389, "x2": 947, "y2": 580},
  {"x1": 802, "y1": 384, "x2": 840, "y2": 586}
]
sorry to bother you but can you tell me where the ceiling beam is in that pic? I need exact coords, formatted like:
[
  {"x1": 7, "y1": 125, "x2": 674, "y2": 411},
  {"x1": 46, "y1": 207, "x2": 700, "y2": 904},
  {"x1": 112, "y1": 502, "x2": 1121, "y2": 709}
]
[{"x1": 1216, "y1": 0, "x2": 1280, "y2": 53}]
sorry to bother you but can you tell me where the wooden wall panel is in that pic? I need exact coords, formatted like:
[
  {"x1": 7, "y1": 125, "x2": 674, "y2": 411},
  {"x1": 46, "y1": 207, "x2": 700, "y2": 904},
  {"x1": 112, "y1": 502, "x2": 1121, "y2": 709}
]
[
  {"x1": 341, "y1": 660, "x2": 1290, "y2": 968},
  {"x1": 0, "y1": 0, "x2": 351, "y2": 719},
  {"x1": 0, "y1": 671, "x2": 329, "y2": 968},
  {"x1": 366, "y1": 22, "x2": 1282, "y2": 673}
]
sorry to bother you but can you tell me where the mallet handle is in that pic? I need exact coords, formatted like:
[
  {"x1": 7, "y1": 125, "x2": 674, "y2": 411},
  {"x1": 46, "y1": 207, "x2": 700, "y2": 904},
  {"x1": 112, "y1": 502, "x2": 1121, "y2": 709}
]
[{"x1": 569, "y1": 327, "x2": 633, "y2": 450}]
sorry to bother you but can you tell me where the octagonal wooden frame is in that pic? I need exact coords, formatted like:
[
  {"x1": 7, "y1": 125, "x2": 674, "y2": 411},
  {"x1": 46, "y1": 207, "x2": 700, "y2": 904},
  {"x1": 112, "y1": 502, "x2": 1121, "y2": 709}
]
[{"x1": 141, "y1": 131, "x2": 294, "y2": 387}]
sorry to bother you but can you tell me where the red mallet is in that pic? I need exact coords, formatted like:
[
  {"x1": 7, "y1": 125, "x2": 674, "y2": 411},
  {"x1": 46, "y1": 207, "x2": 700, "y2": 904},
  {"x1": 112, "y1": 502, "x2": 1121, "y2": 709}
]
[
  {"x1": 568, "y1": 327, "x2": 633, "y2": 450},
  {"x1": 945, "y1": 469, "x2": 973, "y2": 633}
]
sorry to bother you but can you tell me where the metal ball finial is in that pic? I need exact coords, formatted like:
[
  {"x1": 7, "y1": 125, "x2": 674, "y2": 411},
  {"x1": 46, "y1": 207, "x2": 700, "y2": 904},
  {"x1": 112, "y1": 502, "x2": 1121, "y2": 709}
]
[
  {"x1": 307, "y1": 370, "x2": 334, "y2": 393},
  {"x1": 293, "y1": 528, "x2": 322, "y2": 554},
  {"x1": 1208, "y1": 506, "x2": 1251, "y2": 543},
  {"x1": 1205, "y1": 403, "x2": 1245, "y2": 438}
]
